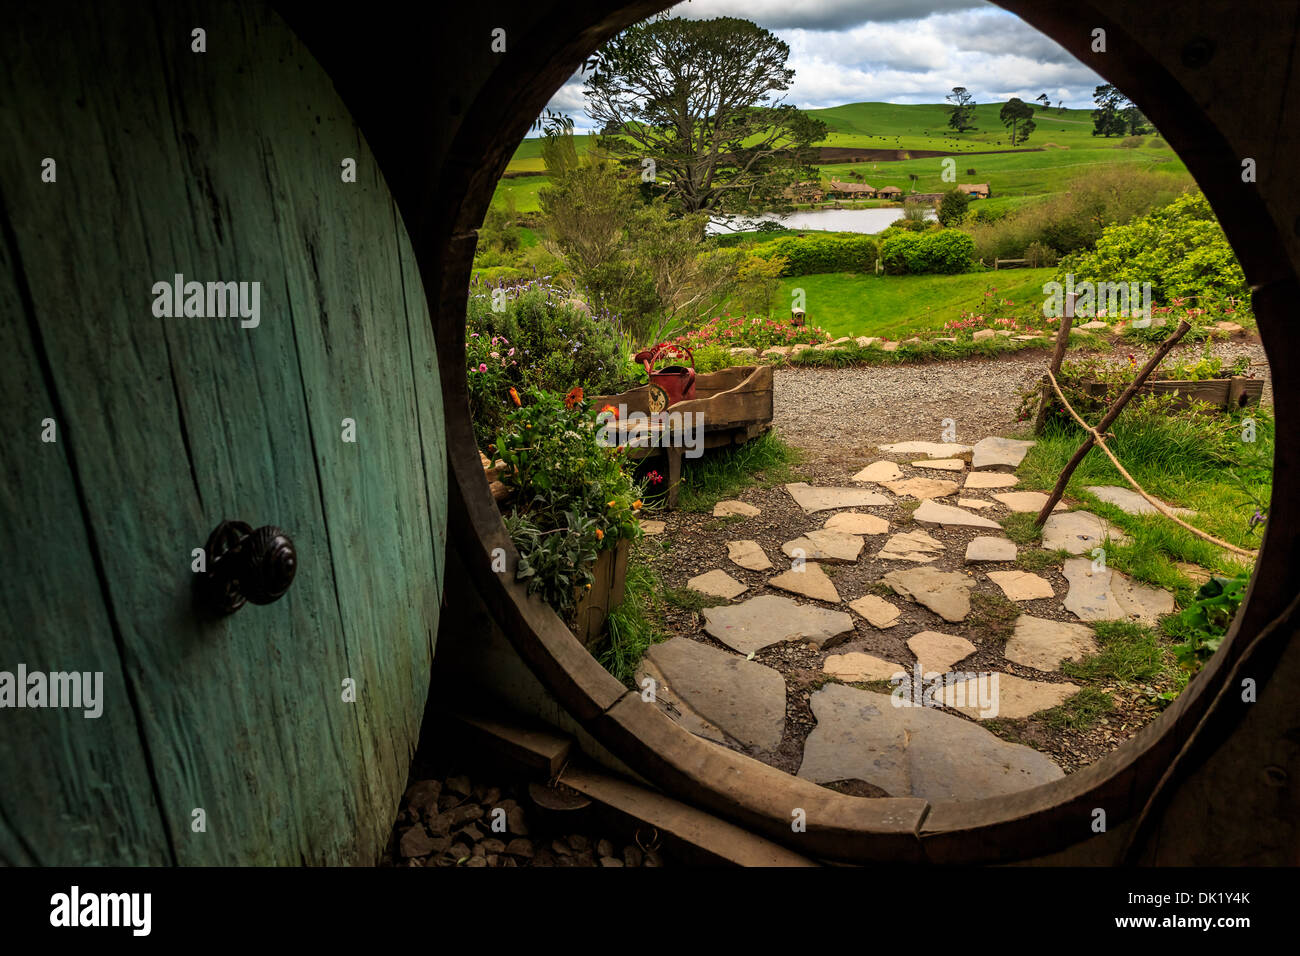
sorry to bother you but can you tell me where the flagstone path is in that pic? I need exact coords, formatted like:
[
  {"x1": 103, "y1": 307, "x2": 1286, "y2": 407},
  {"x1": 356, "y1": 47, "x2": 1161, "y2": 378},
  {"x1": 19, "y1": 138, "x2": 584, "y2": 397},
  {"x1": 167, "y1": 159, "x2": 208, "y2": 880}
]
[{"x1": 639, "y1": 433, "x2": 1183, "y2": 802}]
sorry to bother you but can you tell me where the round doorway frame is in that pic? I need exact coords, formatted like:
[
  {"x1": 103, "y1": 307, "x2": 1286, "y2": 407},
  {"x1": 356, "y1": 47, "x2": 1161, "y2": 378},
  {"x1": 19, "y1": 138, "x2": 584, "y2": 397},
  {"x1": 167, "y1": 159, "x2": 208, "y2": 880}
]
[{"x1": 286, "y1": 0, "x2": 1300, "y2": 863}]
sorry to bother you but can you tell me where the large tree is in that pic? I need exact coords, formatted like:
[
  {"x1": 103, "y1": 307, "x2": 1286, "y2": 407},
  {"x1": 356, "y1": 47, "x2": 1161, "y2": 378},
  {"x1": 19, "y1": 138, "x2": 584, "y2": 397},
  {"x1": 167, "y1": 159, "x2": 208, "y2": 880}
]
[
  {"x1": 946, "y1": 86, "x2": 977, "y2": 132},
  {"x1": 1091, "y1": 84, "x2": 1129, "y2": 137},
  {"x1": 999, "y1": 97, "x2": 1036, "y2": 145},
  {"x1": 583, "y1": 16, "x2": 826, "y2": 215}
]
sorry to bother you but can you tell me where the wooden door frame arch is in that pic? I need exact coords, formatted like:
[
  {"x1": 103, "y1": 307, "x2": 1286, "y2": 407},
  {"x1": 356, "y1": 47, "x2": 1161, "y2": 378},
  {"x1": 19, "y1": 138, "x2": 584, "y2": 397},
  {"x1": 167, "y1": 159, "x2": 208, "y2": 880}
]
[{"x1": 277, "y1": 0, "x2": 1300, "y2": 863}]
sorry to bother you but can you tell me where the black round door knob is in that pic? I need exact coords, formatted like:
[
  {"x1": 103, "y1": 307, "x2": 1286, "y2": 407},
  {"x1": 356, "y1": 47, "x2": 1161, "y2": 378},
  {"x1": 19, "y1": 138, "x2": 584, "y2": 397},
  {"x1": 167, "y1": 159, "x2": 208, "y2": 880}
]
[{"x1": 197, "y1": 520, "x2": 297, "y2": 616}]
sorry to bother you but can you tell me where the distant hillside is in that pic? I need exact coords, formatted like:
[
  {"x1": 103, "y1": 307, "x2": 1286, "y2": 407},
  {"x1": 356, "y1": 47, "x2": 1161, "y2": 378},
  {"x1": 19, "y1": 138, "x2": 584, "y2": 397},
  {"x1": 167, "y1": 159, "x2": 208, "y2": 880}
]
[
  {"x1": 806, "y1": 101, "x2": 1107, "y2": 152},
  {"x1": 498, "y1": 100, "x2": 1184, "y2": 213}
]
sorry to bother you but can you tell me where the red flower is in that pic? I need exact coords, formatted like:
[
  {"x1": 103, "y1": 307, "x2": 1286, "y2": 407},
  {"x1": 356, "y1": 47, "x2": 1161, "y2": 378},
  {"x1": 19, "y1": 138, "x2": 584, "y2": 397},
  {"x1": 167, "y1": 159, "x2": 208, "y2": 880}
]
[{"x1": 564, "y1": 386, "x2": 584, "y2": 409}]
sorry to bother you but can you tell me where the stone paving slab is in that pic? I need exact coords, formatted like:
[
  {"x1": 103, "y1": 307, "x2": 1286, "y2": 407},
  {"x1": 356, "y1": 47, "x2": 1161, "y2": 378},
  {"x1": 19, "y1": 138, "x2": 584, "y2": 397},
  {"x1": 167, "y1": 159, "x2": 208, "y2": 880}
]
[
  {"x1": 687, "y1": 569, "x2": 747, "y2": 600},
  {"x1": 785, "y1": 482, "x2": 891, "y2": 513},
  {"x1": 964, "y1": 471, "x2": 1019, "y2": 489},
  {"x1": 768, "y1": 562, "x2": 842, "y2": 603},
  {"x1": 1042, "y1": 511, "x2": 1130, "y2": 554},
  {"x1": 912, "y1": 499, "x2": 1001, "y2": 530},
  {"x1": 965, "y1": 536, "x2": 1017, "y2": 563},
  {"x1": 848, "y1": 594, "x2": 901, "y2": 628},
  {"x1": 987, "y1": 570, "x2": 1054, "y2": 601},
  {"x1": 878, "y1": 441, "x2": 973, "y2": 458},
  {"x1": 852, "y1": 460, "x2": 903, "y2": 483},
  {"x1": 883, "y1": 567, "x2": 973, "y2": 622},
  {"x1": 941, "y1": 672, "x2": 1081, "y2": 720},
  {"x1": 703, "y1": 595, "x2": 855, "y2": 655},
  {"x1": 640, "y1": 638, "x2": 786, "y2": 751},
  {"x1": 882, "y1": 477, "x2": 959, "y2": 499},
  {"x1": 781, "y1": 529, "x2": 865, "y2": 564},
  {"x1": 912, "y1": 458, "x2": 966, "y2": 471},
  {"x1": 714, "y1": 500, "x2": 760, "y2": 518},
  {"x1": 877, "y1": 529, "x2": 945, "y2": 563},
  {"x1": 823, "y1": 652, "x2": 904, "y2": 683},
  {"x1": 824, "y1": 512, "x2": 891, "y2": 536},
  {"x1": 641, "y1": 520, "x2": 666, "y2": 535},
  {"x1": 1005, "y1": 615, "x2": 1098, "y2": 672},
  {"x1": 1085, "y1": 485, "x2": 1196, "y2": 516},
  {"x1": 797, "y1": 685, "x2": 1064, "y2": 801},
  {"x1": 908, "y1": 630, "x2": 976, "y2": 674},
  {"x1": 1062, "y1": 558, "x2": 1174, "y2": 624},
  {"x1": 727, "y1": 539, "x2": 773, "y2": 572},
  {"x1": 957, "y1": 498, "x2": 994, "y2": 510},
  {"x1": 972, "y1": 437, "x2": 1036, "y2": 471}
]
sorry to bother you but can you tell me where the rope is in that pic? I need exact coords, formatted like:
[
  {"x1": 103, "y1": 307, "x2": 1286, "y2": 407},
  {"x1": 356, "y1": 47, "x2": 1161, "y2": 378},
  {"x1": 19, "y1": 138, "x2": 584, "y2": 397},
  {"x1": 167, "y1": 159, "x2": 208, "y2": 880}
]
[{"x1": 1044, "y1": 369, "x2": 1257, "y2": 559}]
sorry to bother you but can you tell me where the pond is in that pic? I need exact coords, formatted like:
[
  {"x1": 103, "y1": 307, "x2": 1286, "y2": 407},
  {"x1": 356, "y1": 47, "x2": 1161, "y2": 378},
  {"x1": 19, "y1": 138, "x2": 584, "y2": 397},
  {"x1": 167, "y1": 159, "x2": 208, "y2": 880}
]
[{"x1": 708, "y1": 206, "x2": 936, "y2": 235}]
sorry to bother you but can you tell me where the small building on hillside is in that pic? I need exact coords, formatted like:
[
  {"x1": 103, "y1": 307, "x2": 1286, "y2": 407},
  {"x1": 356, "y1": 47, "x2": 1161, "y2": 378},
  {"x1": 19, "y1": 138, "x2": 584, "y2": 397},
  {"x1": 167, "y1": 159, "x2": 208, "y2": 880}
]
[
  {"x1": 958, "y1": 183, "x2": 991, "y2": 199},
  {"x1": 828, "y1": 177, "x2": 877, "y2": 198},
  {"x1": 875, "y1": 185, "x2": 903, "y2": 200}
]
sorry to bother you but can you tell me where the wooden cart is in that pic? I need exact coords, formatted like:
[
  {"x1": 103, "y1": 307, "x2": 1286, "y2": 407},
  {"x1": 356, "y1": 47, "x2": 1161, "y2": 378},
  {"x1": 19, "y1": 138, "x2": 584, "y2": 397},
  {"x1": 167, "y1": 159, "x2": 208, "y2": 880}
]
[{"x1": 593, "y1": 364, "x2": 774, "y2": 508}]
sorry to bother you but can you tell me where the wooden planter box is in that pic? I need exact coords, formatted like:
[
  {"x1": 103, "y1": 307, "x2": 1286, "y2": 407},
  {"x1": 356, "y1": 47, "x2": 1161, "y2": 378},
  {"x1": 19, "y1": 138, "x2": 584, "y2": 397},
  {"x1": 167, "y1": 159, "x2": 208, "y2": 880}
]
[
  {"x1": 592, "y1": 364, "x2": 775, "y2": 509},
  {"x1": 1079, "y1": 375, "x2": 1264, "y2": 410},
  {"x1": 571, "y1": 538, "x2": 630, "y2": 651}
]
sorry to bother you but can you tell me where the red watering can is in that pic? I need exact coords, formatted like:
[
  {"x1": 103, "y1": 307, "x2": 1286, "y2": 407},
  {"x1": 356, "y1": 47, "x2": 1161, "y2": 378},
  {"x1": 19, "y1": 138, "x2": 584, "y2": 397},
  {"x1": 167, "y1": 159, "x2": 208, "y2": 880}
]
[{"x1": 633, "y1": 342, "x2": 696, "y2": 413}]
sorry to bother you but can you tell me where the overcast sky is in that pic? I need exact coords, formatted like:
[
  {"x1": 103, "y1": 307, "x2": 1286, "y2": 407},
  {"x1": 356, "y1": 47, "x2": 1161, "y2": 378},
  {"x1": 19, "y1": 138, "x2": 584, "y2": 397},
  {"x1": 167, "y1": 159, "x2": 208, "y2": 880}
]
[{"x1": 542, "y1": 0, "x2": 1108, "y2": 133}]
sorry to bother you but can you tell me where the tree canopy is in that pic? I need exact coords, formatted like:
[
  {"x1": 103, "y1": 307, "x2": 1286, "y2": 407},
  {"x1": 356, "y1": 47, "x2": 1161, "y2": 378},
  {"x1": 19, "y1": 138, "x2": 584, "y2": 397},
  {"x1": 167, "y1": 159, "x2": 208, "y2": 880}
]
[{"x1": 583, "y1": 16, "x2": 826, "y2": 215}]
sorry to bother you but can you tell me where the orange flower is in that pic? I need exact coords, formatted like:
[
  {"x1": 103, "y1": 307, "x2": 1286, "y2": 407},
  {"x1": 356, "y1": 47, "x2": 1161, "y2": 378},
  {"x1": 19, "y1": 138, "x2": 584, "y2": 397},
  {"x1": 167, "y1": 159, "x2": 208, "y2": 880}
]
[
  {"x1": 594, "y1": 528, "x2": 604, "y2": 541},
  {"x1": 508, "y1": 387, "x2": 521, "y2": 407},
  {"x1": 607, "y1": 500, "x2": 617, "y2": 508},
  {"x1": 599, "y1": 403, "x2": 619, "y2": 419},
  {"x1": 564, "y1": 386, "x2": 584, "y2": 409},
  {"x1": 632, "y1": 499, "x2": 643, "y2": 510}
]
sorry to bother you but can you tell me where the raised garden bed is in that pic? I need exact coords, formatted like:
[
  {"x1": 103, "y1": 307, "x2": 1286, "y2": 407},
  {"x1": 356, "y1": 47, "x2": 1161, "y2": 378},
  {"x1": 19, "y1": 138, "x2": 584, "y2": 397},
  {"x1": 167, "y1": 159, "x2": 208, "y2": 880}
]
[
  {"x1": 572, "y1": 538, "x2": 630, "y2": 651},
  {"x1": 592, "y1": 364, "x2": 774, "y2": 508},
  {"x1": 1076, "y1": 375, "x2": 1263, "y2": 410}
]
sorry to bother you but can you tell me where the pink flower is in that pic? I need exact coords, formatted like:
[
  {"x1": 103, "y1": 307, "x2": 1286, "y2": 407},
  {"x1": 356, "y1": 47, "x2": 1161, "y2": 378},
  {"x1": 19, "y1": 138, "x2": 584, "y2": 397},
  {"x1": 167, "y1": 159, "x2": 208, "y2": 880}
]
[{"x1": 478, "y1": 363, "x2": 488, "y2": 373}]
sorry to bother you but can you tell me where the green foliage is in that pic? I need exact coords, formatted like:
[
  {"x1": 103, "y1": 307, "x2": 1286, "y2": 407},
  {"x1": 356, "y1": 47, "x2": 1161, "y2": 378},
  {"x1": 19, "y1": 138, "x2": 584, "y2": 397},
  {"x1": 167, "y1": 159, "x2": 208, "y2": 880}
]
[
  {"x1": 880, "y1": 228, "x2": 974, "y2": 275},
  {"x1": 599, "y1": 555, "x2": 668, "y2": 685},
  {"x1": 962, "y1": 166, "x2": 1191, "y2": 263},
  {"x1": 538, "y1": 141, "x2": 741, "y2": 342},
  {"x1": 495, "y1": 388, "x2": 645, "y2": 615},
  {"x1": 584, "y1": 15, "x2": 827, "y2": 215},
  {"x1": 1165, "y1": 571, "x2": 1249, "y2": 673},
  {"x1": 1055, "y1": 191, "x2": 1248, "y2": 304},
  {"x1": 467, "y1": 279, "x2": 632, "y2": 446},
  {"x1": 748, "y1": 233, "x2": 878, "y2": 276},
  {"x1": 999, "y1": 97, "x2": 1036, "y2": 145},
  {"x1": 937, "y1": 188, "x2": 970, "y2": 227}
]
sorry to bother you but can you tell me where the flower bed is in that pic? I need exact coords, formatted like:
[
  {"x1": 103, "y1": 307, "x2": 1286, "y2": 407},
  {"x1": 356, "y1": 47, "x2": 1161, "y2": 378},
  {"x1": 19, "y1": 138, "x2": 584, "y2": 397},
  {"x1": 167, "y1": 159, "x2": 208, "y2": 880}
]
[
  {"x1": 492, "y1": 387, "x2": 646, "y2": 643},
  {"x1": 670, "y1": 314, "x2": 830, "y2": 353}
]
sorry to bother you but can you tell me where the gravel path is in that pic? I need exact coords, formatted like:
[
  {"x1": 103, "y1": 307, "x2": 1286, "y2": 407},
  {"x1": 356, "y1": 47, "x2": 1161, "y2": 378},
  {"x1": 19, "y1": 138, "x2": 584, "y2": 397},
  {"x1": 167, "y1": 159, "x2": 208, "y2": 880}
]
[{"x1": 773, "y1": 339, "x2": 1272, "y2": 462}]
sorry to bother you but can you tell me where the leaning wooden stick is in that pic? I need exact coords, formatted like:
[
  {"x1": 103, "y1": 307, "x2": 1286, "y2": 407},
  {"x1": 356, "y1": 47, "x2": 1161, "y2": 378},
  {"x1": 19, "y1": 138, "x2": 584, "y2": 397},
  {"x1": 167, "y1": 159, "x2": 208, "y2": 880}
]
[
  {"x1": 1031, "y1": 295, "x2": 1076, "y2": 432},
  {"x1": 1044, "y1": 369, "x2": 1257, "y2": 557},
  {"x1": 1034, "y1": 319, "x2": 1192, "y2": 526}
]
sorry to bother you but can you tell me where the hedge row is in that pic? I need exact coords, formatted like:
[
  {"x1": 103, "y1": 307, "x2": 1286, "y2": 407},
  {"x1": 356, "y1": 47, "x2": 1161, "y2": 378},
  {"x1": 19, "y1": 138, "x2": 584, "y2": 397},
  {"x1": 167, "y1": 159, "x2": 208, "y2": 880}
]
[
  {"x1": 879, "y1": 229, "x2": 975, "y2": 275},
  {"x1": 749, "y1": 234, "x2": 879, "y2": 276}
]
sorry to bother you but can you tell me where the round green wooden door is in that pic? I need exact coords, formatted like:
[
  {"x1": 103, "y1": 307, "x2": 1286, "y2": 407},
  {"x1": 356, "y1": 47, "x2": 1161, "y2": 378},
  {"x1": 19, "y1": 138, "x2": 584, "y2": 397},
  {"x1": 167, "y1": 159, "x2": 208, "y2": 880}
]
[{"x1": 0, "y1": 1, "x2": 446, "y2": 865}]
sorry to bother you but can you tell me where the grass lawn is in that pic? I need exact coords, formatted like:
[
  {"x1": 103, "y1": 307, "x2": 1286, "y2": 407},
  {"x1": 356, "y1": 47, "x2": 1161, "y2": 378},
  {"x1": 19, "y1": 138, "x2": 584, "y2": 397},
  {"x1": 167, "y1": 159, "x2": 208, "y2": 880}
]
[
  {"x1": 1013, "y1": 407, "x2": 1268, "y2": 594},
  {"x1": 773, "y1": 268, "x2": 1056, "y2": 338}
]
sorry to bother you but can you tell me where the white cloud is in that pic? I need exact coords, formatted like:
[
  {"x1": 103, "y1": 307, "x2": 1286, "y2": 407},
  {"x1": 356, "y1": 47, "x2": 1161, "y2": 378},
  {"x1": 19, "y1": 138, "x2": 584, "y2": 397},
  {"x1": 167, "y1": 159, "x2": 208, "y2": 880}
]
[{"x1": 539, "y1": 0, "x2": 1109, "y2": 132}]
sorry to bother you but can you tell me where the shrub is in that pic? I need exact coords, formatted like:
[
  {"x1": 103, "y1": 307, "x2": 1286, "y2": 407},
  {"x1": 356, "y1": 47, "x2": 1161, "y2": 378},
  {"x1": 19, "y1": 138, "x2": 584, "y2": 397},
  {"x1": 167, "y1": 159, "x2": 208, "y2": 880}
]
[
  {"x1": 1023, "y1": 240, "x2": 1059, "y2": 267},
  {"x1": 467, "y1": 278, "x2": 634, "y2": 446},
  {"x1": 1054, "y1": 191, "x2": 1248, "y2": 304},
  {"x1": 937, "y1": 188, "x2": 971, "y2": 227},
  {"x1": 880, "y1": 228, "x2": 974, "y2": 275},
  {"x1": 1119, "y1": 135, "x2": 1145, "y2": 148},
  {"x1": 962, "y1": 166, "x2": 1193, "y2": 262},
  {"x1": 748, "y1": 234, "x2": 878, "y2": 276},
  {"x1": 495, "y1": 388, "x2": 644, "y2": 616}
]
